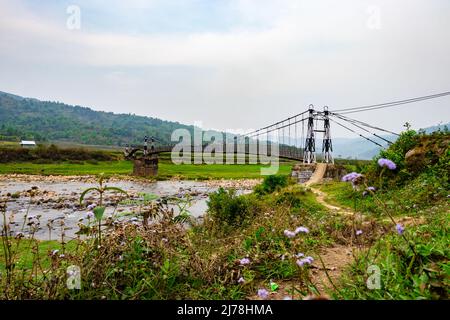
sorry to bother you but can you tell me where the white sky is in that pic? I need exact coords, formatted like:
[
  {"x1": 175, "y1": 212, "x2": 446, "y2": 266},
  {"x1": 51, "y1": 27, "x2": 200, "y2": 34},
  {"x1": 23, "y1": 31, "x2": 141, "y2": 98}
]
[{"x1": 0, "y1": 0, "x2": 449, "y2": 137}]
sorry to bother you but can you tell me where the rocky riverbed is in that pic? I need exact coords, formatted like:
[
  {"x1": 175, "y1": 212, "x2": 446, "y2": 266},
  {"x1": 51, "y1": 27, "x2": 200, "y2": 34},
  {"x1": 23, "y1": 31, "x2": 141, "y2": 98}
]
[{"x1": 0, "y1": 175, "x2": 261, "y2": 240}]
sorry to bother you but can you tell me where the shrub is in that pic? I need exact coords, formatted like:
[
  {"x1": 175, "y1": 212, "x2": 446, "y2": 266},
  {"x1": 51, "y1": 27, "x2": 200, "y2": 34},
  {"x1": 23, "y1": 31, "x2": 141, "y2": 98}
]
[
  {"x1": 0, "y1": 145, "x2": 118, "y2": 163},
  {"x1": 207, "y1": 188, "x2": 253, "y2": 227},
  {"x1": 254, "y1": 175, "x2": 288, "y2": 195}
]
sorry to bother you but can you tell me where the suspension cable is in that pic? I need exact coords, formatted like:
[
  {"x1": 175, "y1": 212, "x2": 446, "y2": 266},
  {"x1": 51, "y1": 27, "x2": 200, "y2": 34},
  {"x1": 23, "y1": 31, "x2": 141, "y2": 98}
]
[
  {"x1": 328, "y1": 117, "x2": 384, "y2": 147},
  {"x1": 330, "y1": 91, "x2": 450, "y2": 114},
  {"x1": 330, "y1": 114, "x2": 394, "y2": 145}
]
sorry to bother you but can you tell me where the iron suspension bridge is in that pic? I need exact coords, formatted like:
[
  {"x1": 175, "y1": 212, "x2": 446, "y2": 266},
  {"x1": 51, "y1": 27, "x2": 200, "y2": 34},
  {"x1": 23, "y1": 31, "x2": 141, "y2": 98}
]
[{"x1": 126, "y1": 91, "x2": 450, "y2": 163}]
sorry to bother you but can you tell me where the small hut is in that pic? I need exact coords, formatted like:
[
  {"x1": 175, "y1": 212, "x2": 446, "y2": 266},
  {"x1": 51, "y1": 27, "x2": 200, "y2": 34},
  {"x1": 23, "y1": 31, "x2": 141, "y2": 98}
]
[{"x1": 20, "y1": 140, "x2": 37, "y2": 148}]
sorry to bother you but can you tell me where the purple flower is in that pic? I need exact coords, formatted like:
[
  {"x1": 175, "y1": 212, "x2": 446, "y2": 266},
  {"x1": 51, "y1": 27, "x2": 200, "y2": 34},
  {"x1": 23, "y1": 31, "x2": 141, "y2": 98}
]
[
  {"x1": 295, "y1": 226, "x2": 309, "y2": 234},
  {"x1": 238, "y1": 277, "x2": 245, "y2": 284},
  {"x1": 296, "y1": 259, "x2": 306, "y2": 267},
  {"x1": 257, "y1": 289, "x2": 269, "y2": 299},
  {"x1": 395, "y1": 223, "x2": 405, "y2": 235},
  {"x1": 296, "y1": 252, "x2": 304, "y2": 258},
  {"x1": 356, "y1": 230, "x2": 363, "y2": 236},
  {"x1": 296, "y1": 256, "x2": 314, "y2": 267},
  {"x1": 86, "y1": 211, "x2": 94, "y2": 219},
  {"x1": 87, "y1": 204, "x2": 96, "y2": 210},
  {"x1": 378, "y1": 158, "x2": 397, "y2": 170},
  {"x1": 240, "y1": 258, "x2": 250, "y2": 265},
  {"x1": 342, "y1": 172, "x2": 362, "y2": 183},
  {"x1": 304, "y1": 256, "x2": 314, "y2": 263},
  {"x1": 284, "y1": 230, "x2": 296, "y2": 238},
  {"x1": 363, "y1": 186, "x2": 376, "y2": 197}
]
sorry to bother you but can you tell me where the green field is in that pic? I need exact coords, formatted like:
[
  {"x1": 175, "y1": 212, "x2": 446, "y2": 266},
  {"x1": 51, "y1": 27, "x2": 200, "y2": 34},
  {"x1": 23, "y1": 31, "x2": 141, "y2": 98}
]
[{"x1": 0, "y1": 160, "x2": 295, "y2": 180}]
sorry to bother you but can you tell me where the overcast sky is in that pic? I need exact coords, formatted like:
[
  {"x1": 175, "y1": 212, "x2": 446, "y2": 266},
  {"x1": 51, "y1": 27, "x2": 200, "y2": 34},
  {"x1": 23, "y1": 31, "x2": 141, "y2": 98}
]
[{"x1": 0, "y1": 0, "x2": 449, "y2": 137}]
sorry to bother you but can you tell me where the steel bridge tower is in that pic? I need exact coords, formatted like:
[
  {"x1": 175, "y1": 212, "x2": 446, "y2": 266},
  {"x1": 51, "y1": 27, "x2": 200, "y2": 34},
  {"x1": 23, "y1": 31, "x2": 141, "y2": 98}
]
[
  {"x1": 322, "y1": 106, "x2": 334, "y2": 164},
  {"x1": 303, "y1": 105, "x2": 316, "y2": 164}
]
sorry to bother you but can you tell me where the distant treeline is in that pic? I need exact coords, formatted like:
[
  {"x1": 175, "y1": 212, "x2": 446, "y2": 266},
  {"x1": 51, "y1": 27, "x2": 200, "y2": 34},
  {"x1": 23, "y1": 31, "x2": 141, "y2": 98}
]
[{"x1": 0, "y1": 144, "x2": 120, "y2": 163}]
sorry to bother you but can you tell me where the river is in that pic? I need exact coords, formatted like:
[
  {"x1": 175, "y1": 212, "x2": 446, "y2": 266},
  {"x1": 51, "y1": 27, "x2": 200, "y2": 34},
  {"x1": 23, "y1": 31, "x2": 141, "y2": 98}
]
[{"x1": 0, "y1": 175, "x2": 260, "y2": 240}]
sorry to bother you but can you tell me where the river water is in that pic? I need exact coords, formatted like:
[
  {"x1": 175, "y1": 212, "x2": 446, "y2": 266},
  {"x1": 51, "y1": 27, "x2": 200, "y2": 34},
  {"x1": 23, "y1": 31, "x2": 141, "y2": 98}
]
[{"x1": 0, "y1": 177, "x2": 257, "y2": 240}]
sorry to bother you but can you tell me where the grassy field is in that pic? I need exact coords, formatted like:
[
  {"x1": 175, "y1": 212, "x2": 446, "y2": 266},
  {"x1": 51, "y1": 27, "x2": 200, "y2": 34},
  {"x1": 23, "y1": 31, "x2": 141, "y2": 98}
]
[{"x1": 0, "y1": 159, "x2": 295, "y2": 179}]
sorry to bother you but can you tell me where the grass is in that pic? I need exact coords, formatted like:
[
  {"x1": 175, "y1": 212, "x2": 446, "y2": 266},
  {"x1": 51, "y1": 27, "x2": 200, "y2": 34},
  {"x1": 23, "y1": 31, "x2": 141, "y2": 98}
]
[
  {"x1": 0, "y1": 152, "x2": 296, "y2": 180},
  {"x1": 336, "y1": 203, "x2": 449, "y2": 300},
  {"x1": 0, "y1": 239, "x2": 78, "y2": 271}
]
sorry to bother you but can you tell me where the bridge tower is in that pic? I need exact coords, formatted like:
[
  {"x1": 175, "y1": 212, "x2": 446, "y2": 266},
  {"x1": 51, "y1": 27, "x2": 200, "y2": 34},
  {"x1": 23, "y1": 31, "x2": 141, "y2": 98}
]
[
  {"x1": 322, "y1": 106, "x2": 334, "y2": 164},
  {"x1": 303, "y1": 105, "x2": 316, "y2": 164}
]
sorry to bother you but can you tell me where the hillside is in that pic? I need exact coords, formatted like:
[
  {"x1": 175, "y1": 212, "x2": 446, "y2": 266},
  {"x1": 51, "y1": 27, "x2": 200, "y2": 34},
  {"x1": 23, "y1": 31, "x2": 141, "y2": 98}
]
[{"x1": 0, "y1": 91, "x2": 196, "y2": 146}]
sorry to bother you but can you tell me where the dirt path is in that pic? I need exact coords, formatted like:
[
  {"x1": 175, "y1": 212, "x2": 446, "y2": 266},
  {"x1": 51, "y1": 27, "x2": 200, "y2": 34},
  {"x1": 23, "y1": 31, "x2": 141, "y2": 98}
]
[
  {"x1": 250, "y1": 167, "x2": 357, "y2": 300},
  {"x1": 310, "y1": 187, "x2": 354, "y2": 216},
  {"x1": 304, "y1": 163, "x2": 327, "y2": 187}
]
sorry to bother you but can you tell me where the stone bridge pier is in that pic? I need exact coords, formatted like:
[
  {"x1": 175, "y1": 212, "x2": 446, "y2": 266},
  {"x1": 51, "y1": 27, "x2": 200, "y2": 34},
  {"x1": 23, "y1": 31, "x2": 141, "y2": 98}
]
[{"x1": 291, "y1": 163, "x2": 347, "y2": 184}]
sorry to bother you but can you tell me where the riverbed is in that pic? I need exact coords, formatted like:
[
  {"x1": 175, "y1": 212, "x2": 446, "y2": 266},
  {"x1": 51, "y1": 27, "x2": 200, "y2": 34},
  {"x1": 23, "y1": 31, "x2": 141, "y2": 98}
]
[{"x1": 0, "y1": 175, "x2": 261, "y2": 240}]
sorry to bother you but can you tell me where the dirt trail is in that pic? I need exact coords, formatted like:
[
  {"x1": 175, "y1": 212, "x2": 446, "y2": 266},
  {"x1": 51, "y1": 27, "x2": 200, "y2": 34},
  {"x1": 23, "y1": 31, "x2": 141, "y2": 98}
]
[
  {"x1": 250, "y1": 165, "x2": 357, "y2": 300},
  {"x1": 252, "y1": 164, "x2": 426, "y2": 299},
  {"x1": 304, "y1": 163, "x2": 327, "y2": 187}
]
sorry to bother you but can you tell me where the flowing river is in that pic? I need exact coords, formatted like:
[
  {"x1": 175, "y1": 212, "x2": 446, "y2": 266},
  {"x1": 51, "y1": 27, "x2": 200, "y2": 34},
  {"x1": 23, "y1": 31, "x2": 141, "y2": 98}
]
[{"x1": 0, "y1": 175, "x2": 260, "y2": 240}]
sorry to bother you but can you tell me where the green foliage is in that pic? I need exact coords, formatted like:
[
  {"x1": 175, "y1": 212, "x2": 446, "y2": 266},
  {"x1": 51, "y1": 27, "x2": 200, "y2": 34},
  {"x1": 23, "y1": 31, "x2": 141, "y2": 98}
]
[
  {"x1": 254, "y1": 174, "x2": 289, "y2": 195},
  {"x1": 0, "y1": 91, "x2": 196, "y2": 146},
  {"x1": 0, "y1": 144, "x2": 118, "y2": 163},
  {"x1": 337, "y1": 207, "x2": 449, "y2": 300},
  {"x1": 207, "y1": 188, "x2": 255, "y2": 227}
]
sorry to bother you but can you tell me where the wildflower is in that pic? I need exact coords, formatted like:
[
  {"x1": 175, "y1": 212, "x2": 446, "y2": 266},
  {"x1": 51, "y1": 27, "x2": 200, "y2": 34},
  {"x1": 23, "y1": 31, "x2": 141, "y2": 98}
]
[
  {"x1": 86, "y1": 211, "x2": 94, "y2": 219},
  {"x1": 15, "y1": 232, "x2": 24, "y2": 239},
  {"x1": 304, "y1": 256, "x2": 314, "y2": 263},
  {"x1": 341, "y1": 172, "x2": 362, "y2": 183},
  {"x1": 378, "y1": 158, "x2": 397, "y2": 170},
  {"x1": 283, "y1": 230, "x2": 296, "y2": 238},
  {"x1": 295, "y1": 226, "x2": 309, "y2": 234},
  {"x1": 296, "y1": 253, "x2": 305, "y2": 258},
  {"x1": 51, "y1": 249, "x2": 59, "y2": 256},
  {"x1": 257, "y1": 289, "x2": 269, "y2": 299},
  {"x1": 239, "y1": 258, "x2": 250, "y2": 265},
  {"x1": 87, "y1": 204, "x2": 96, "y2": 210},
  {"x1": 238, "y1": 277, "x2": 245, "y2": 284},
  {"x1": 342, "y1": 172, "x2": 364, "y2": 189},
  {"x1": 395, "y1": 223, "x2": 405, "y2": 235},
  {"x1": 356, "y1": 230, "x2": 363, "y2": 236},
  {"x1": 297, "y1": 256, "x2": 314, "y2": 267},
  {"x1": 363, "y1": 186, "x2": 376, "y2": 197},
  {"x1": 296, "y1": 259, "x2": 306, "y2": 267}
]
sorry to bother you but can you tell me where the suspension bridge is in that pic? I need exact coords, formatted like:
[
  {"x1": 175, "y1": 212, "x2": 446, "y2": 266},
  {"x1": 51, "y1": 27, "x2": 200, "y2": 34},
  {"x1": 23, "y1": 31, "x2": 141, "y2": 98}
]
[{"x1": 125, "y1": 91, "x2": 450, "y2": 167}]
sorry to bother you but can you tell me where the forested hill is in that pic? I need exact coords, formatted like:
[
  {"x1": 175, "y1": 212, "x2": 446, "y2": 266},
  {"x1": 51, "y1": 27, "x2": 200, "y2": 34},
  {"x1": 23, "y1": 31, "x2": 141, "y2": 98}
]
[{"x1": 0, "y1": 91, "x2": 196, "y2": 146}]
